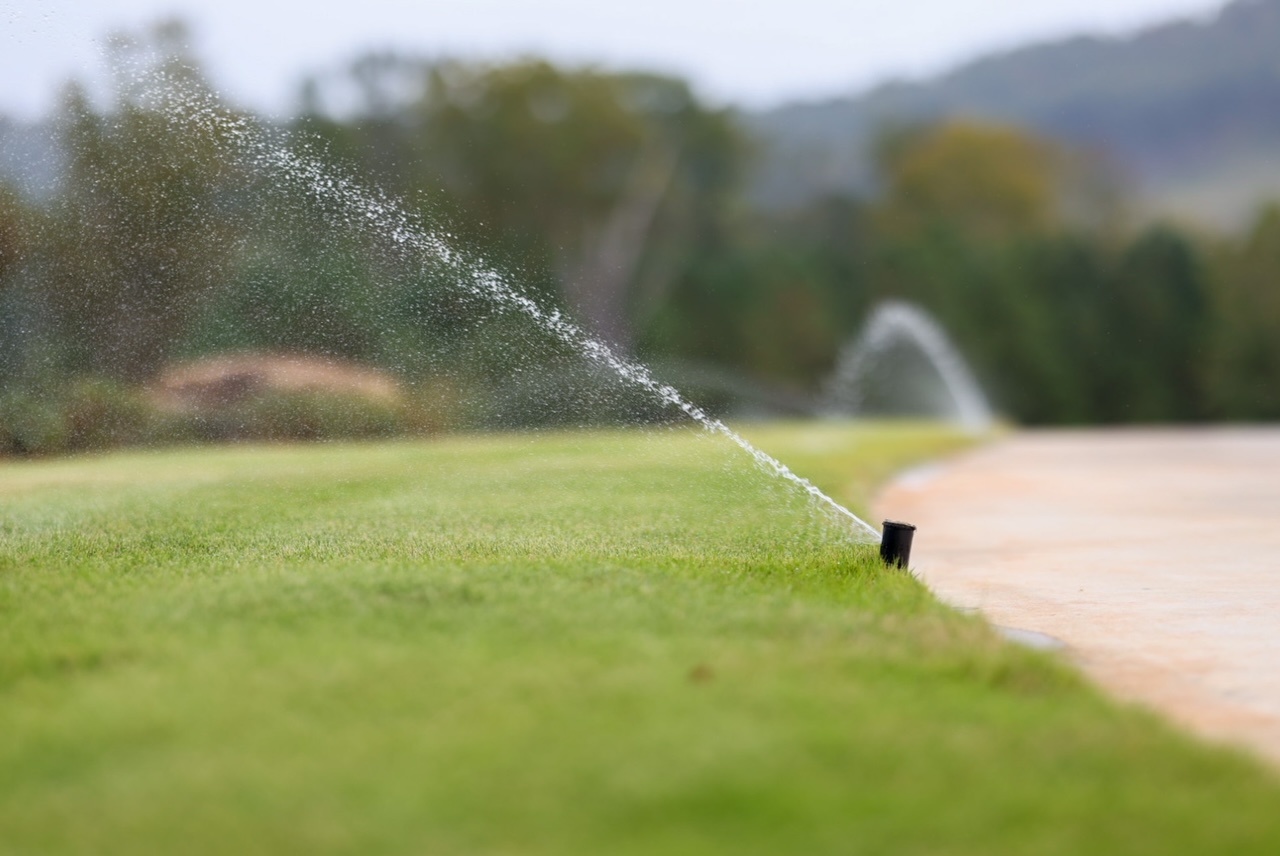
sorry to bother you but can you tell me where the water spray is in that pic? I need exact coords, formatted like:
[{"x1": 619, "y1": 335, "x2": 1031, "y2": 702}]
[
  {"x1": 822, "y1": 300, "x2": 992, "y2": 433},
  {"x1": 159, "y1": 84, "x2": 886, "y2": 544},
  {"x1": 879, "y1": 521, "x2": 916, "y2": 569}
]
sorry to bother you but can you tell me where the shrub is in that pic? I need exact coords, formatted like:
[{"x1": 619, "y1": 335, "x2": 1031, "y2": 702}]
[
  {"x1": 0, "y1": 379, "x2": 160, "y2": 457},
  {"x1": 187, "y1": 389, "x2": 405, "y2": 442},
  {"x1": 0, "y1": 375, "x2": 465, "y2": 458}
]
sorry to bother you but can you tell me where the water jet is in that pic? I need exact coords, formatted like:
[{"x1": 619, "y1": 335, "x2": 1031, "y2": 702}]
[
  {"x1": 157, "y1": 86, "x2": 886, "y2": 543},
  {"x1": 822, "y1": 301, "x2": 992, "y2": 433}
]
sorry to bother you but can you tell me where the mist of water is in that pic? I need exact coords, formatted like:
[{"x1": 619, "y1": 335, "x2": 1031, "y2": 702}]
[
  {"x1": 822, "y1": 300, "x2": 993, "y2": 433},
  {"x1": 161, "y1": 84, "x2": 884, "y2": 543}
]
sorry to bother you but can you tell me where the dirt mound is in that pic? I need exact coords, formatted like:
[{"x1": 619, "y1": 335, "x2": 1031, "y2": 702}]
[{"x1": 151, "y1": 353, "x2": 401, "y2": 413}]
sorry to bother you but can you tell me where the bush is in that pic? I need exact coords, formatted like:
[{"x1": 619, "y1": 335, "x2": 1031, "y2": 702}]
[
  {"x1": 187, "y1": 389, "x2": 405, "y2": 442},
  {"x1": 0, "y1": 376, "x2": 462, "y2": 458},
  {"x1": 0, "y1": 379, "x2": 160, "y2": 457}
]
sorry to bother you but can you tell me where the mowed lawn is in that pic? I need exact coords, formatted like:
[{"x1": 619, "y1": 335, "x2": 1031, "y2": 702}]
[{"x1": 1, "y1": 422, "x2": 1277, "y2": 855}]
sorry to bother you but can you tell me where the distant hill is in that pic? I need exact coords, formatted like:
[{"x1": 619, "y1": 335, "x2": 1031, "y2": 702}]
[{"x1": 747, "y1": 0, "x2": 1280, "y2": 229}]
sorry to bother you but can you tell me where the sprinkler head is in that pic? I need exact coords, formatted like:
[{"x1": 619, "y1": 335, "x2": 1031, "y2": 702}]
[{"x1": 879, "y1": 520, "x2": 916, "y2": 569}]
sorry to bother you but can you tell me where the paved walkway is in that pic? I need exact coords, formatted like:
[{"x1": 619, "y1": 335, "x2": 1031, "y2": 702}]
[{"x1": 877, "y1": 429, "x2": 1280, "y2": 764}]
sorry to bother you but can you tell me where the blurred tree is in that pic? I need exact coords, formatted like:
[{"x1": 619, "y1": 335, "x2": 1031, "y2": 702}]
[
  {"x1": 655, "y1": 244, "x2": 843, "y2": 386},
  {"x1": 0, "y1": 182, "x2": 37, "y2": 387},
  {"x1": 873, "y1": 121, "x2": 1065, "y2": 243},
  {"x1": 0, "y1": 182, "x2": 27, "y2": 291},
  {"x1": 858, "y1": 120, "x2": 1218, "y2": 424},
  {"x1": 181, "y1": 207, "x2": 385, "y2": 363},
  {"x1": 1208, "y1": 205, "x2": 1280, "y2": 419},
  {"x1": 41, "y1": 20, "x2": 246, "y2": 382},
  {"x1": 861, "y1": 122, "x2": 1070, "y2": 420},
  {"x1": 646, "y1": 194, "x2": 882, "y2": 392},
  {"x1": 297, "y1": 57, "x2": 744, "y2": 353},
  {"x1": 1100, "y1": 226, "x2": 1209, "y2": 420},
  {"x1": 1010, "y1": 235, "x2": 1114, "y2": 423},
  {"x1": 872, "y1": 119, "x2": 1123, "y2": 240}
]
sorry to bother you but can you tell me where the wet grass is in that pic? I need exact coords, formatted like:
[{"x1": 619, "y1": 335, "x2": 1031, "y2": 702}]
[{"x1": 1, "y1": 421, "x2": 1277, "y2": 855}]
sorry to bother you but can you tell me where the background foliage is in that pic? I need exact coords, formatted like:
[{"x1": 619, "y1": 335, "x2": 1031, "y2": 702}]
[{"x1": 2, "y1": 19, "x2": 1279, "y2": 454}]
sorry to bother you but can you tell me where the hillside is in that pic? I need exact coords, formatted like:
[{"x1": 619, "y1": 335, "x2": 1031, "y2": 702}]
[{"x1": 748, "y1": 0, "x2": 1280, "y2": 228}]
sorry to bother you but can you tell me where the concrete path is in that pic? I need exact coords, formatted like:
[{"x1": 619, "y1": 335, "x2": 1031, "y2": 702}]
[{"x1": 877, "y1": 429, "x2": 1280, "y2": 764}]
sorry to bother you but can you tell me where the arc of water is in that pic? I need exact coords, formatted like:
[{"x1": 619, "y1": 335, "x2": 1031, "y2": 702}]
[
  {"x1": 822, "y1": 301, "x2": 992, "y2": 432},
  {"x1": 167, "y1": 87, "x2": 883, "y2": 543}
]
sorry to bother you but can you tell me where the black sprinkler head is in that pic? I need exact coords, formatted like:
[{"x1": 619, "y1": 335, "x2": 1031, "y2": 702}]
[{"x1": 879, "y1": 520, "x2": 916, "y2": 569}]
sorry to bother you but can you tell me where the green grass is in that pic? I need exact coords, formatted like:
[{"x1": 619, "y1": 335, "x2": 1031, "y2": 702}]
[{"x1": 1, "y1": 421, "x2": 1276, "y2": 855}]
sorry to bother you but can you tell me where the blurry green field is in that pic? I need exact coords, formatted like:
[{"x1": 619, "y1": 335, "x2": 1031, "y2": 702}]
[{"x1": 1, "y1": 422, "x2": 1277, "y2": 855}]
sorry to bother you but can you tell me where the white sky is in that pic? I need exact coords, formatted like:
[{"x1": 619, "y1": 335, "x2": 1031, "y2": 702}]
[{"x1": 1, "y1": 0, "x2": 1230, "y2": 119}]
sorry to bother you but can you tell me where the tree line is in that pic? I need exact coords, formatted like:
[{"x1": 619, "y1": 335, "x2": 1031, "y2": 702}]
[{"x1": 1, "y1": 23, "x2": 1278, "y2": 454}]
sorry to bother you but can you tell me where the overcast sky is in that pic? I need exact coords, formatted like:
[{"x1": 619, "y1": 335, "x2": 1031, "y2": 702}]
[{"x1": 1, "y1": 0, "x2": 1230, "y2": 119}]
